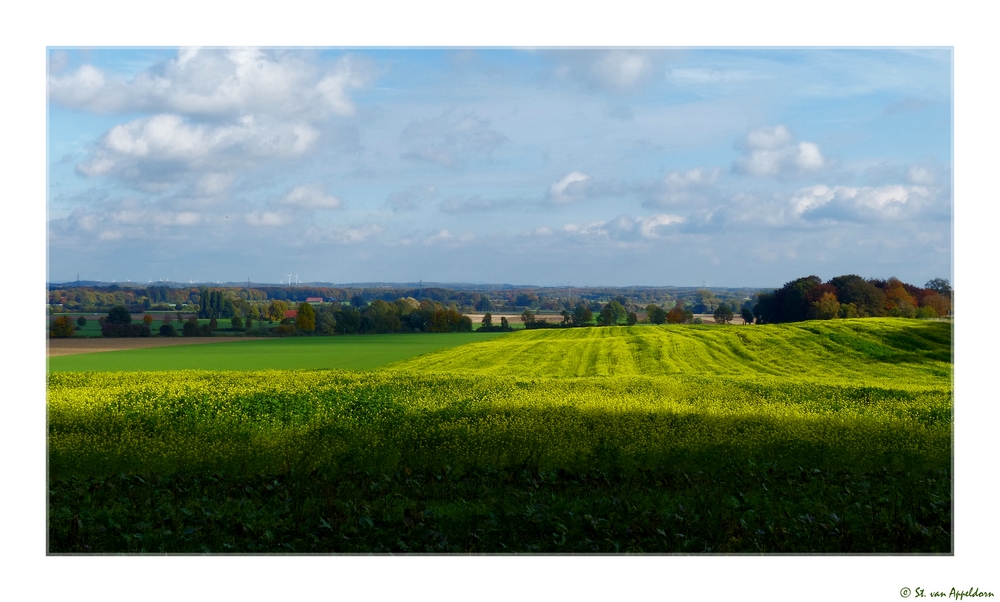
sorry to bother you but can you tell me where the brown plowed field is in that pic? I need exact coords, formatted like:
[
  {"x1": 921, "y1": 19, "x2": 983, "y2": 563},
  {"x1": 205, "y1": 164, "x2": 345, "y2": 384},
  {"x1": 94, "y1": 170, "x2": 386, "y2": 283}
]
[{"x1": 47, "y1": 337, "x2": 268, "y2": 357}]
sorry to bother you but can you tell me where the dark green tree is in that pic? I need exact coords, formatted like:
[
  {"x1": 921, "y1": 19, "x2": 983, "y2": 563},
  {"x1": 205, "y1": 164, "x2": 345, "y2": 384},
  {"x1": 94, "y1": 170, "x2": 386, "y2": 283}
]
[
  {"x1": 925, "y1": 278, "x2": 952, "y2": 299},
  {"x1": 713, "y1": 303, "x2": 734, "y2": 324},
  {"x1": 646, "y1": 304, "x2": 667, "y2": 325},
  {"x1": 481, "y1": 312, "x2": 493, "y2": 329},
  {"x1": 76, "y1": 316, "x2": 87, "y2": 328},
  {"x1": 296, "y1": 302, "x2": 316, "y2": 332},
  {"x1": 572, "y1": 303, "x2": 593, "y2": 326},
  {"x1": 107, "y1": 305, "x2": 131, "y2": 325}
]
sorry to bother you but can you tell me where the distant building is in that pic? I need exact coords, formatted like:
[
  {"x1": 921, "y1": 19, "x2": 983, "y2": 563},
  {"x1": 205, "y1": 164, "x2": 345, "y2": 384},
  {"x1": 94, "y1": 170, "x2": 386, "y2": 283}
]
[
  {"x1": 285, "y1": 309, "x2": 298, "y2": 319},
  {"x1": 305, "y1": 297, "x2": 323, "y2": 304}
]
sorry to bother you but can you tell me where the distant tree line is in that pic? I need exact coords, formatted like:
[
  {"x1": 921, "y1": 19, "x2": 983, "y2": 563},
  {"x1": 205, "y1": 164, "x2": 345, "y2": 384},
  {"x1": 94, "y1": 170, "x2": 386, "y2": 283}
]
[{"x1": 750, "y1": 275, "x2": 951, "y2": 324}]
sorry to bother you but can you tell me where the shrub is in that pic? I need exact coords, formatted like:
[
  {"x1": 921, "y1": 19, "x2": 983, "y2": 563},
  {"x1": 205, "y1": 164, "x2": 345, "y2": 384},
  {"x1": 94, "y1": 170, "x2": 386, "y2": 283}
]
[{"x1": 159, "y1": 324, "x2": 177, "y2": 337}]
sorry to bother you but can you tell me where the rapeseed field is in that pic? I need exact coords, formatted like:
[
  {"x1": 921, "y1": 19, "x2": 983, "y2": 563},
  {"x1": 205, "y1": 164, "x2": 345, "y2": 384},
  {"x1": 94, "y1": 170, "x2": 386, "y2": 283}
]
[{"x1": 47, "y1": 319, "x2": 952, "y2": 553}]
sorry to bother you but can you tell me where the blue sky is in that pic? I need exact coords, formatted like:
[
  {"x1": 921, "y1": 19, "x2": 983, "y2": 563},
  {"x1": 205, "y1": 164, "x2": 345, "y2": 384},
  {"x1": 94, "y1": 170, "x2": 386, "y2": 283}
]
[{"x1": 47, "y1": 47, "x2": 952, "y2": 287}]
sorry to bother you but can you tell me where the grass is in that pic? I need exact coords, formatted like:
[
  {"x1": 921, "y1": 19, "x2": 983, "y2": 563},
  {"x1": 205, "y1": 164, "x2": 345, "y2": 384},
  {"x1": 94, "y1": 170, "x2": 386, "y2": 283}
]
[
  {"x1": 47, "y1": 319, "x2": 952, "y2": 553},
  {"x1": 47, "y1": 332, "x2": 510, "y2": 372}
]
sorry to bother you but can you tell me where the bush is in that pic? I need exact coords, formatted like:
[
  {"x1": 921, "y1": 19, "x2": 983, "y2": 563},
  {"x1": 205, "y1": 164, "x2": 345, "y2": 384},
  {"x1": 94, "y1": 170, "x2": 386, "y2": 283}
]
[
  {"x1": 159, "y1": 324, "x2": 177, "y2": 337},
  {"x1": 182, "y1": 318, "x2": 199, "y2": 337},
  {"x1": 101, "y1": 323, "x2": 151, "y2": 338},
  {"x1": 231, "y1": 316, "x2": 243, "y2": 330},
  {"x1": 76, "y1": 316, "x2": 87, "y2": 328}
]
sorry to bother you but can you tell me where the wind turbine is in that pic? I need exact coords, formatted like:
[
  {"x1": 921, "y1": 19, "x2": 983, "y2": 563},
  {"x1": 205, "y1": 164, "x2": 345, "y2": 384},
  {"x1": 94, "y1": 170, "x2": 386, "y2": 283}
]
[
  {"x1": 286, "y1": 273, "x2": 293, "y2": 286},
  {"x1": 294, "y1": 273, "x2": 299, "y2": 285}
]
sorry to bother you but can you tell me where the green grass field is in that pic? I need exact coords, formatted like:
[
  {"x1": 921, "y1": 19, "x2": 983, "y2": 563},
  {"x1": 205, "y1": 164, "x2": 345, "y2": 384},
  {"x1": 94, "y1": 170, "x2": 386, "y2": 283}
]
[
  {"x1": 47, "y1": 319, "x2": 952, "y2": 553},
  {"x1": 47, "y1": 332, "x2": 509, "y2": 372}
]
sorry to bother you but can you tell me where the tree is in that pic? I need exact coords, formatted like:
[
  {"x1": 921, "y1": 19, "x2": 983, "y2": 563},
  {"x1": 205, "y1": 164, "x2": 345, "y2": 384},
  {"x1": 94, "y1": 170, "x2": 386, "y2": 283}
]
[
  {"x1": 925, "y1": 278, "x2": 952, "y2": 299},
  {"x1": 76, "y1": 316, "x2": 87, "y2": 328},
  {"x1": 296, "y1": 302, "x2": 316, "y2": 332},
  {"x1": 107, "y1": 305, "x2": 131, "y2": 325},
  {"x1": 521, "y1": 309, "x2": 536, "y2": 325},
  {"x1": 809, "y1": 292, "x2": 840, "y2": 320},
  {"x1": 350, "y1": 294, "x2": 367, "y2": 309},
  {"x1": 607, "y1": 300, "x2": 627, "y2": 325},
  {"x1": 883, "y1": 277, "x2": 916, "y2": 318},
  {"x1": 142, "y1": 314, "x2": 154, "y2": 326},
  {"x1": 572, "y1": 303, "x2": 593, "y2": 326},
  {"x1": 159, "y1": 324, "x2": 177, "y2": 337},
  {"x1": 666, "y1": 302, "x2": 687, "y2": 324},
  {"x1": 646, "y1": 304, "x2": 667, "y2": 325},
  {"x1": 315, "y1": 307, "x2": 337, "y2": 335},
  {"x1": 713, "y1": 303, "x2": 734, "y2": 324},
  {"x1": 481, "y1": 312, "x2": 493, "y2": 329},
  {"x1": 500, "y1": 316, "x2": 510, "y2": 330},
  {"x1": 740, "y1": 302, "x2": 754, "y2": 325},
  {"x1": 231, "y1": 315, "x2": 243, "y2": 330},
  {"x1": 475, "y1": 296, "x2": 493, "y2": 312},
  {"x1": 50, "y1": 316, "x2": 75, "y2": 338},
  {"x1": 267, "y1": 300, "x2": 288, "y2": 322},
  {"x1": 626, "y1": 311, "x2": 638, "y2": 326},
  {"x1": 920, "y1": 292, "x2": 951, "y2": 317},
  {"x1": 183, "y1": 317, "x2": 199, "y2": 337}
]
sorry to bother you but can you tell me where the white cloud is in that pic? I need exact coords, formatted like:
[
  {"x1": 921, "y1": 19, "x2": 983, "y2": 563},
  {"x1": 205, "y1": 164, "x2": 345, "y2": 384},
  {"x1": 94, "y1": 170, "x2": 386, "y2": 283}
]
[
  {"x1": 908, "y1": 165, "x2": 935, "y2": 184},
  {"x1": 440, "y1": 195, "x2": 515, "y2": 213},
  {"x1": 790, "y1": 184, "x2": 932, "y2": 221},
  {"x1": 401, "y1": 111, "x2": 508, "y2": 167},
  {"x1": 245, "y1": 210, "x2": 293, "y2": 227},
  {"x1": 48, "y1": 48, "x2": 376, "y2": 118},
  {"x1": 550, "y1": 50, "x2": 663, "y2": 93},
  {"x1": 643, "y1": 167, "x2": 721, "y2": 208},
  {"x1": 563, "y1": 213, "x2": 683, "y2": 241},
  {"x1": 734, "y1": 125, "x2": 826, "y2": 177},
  {"x1": 424, "y1": 229, "x2": 475, "y2": 245},
  {"x1": 385, "y1": 185, "x2": 438, "y2": 213},
  {"x1": 76, "y1": 113, "x2": 319, "y2": 183},
  {"x1": 548, "y1": 171, "x2": 591, "y2": 204},
  {"x1": 300, "y1": 223, "x2": 385, "y2": 245},
  {"x1": 278, "y1": 185, "x2": 343, "y2": 210}
]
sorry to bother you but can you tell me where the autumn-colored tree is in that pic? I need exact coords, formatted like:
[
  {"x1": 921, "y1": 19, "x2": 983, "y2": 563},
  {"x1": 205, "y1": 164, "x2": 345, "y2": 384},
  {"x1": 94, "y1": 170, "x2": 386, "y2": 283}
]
[
  {"x1": 50, "y1": 316, "x2": 75, "y2": 338},
  {"x1": 666, "y1": 302, "x2": 687, "y2": 324},
  {"x1": 296, "y1": 302, "x2": 316, "y2": 332},
  {"x1": 883, "y1": 277, "x2": 916, "y2": 317},
  {"x1": 809, "y1": 292, "x2": 840, "y2": 320},
  {"x1": 267, "y1": 300, "x2": 288, "y2": 322},
  {"x1": 919, "y1": 291, "x2": 951, "y2": 317},
  {"x1": 142, "y1": 314, "x2": 154, "y2": 326}
]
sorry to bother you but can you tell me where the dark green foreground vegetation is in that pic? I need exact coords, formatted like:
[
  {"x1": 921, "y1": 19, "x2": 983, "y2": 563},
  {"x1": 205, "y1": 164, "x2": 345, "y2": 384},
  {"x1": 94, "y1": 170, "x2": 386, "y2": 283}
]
[
  {"x1": 50, "y1": 463, "x2": 949, "y2": 554},
  {"x1": 48, "y1": 320, "x2": 952, "y2": 554}
]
